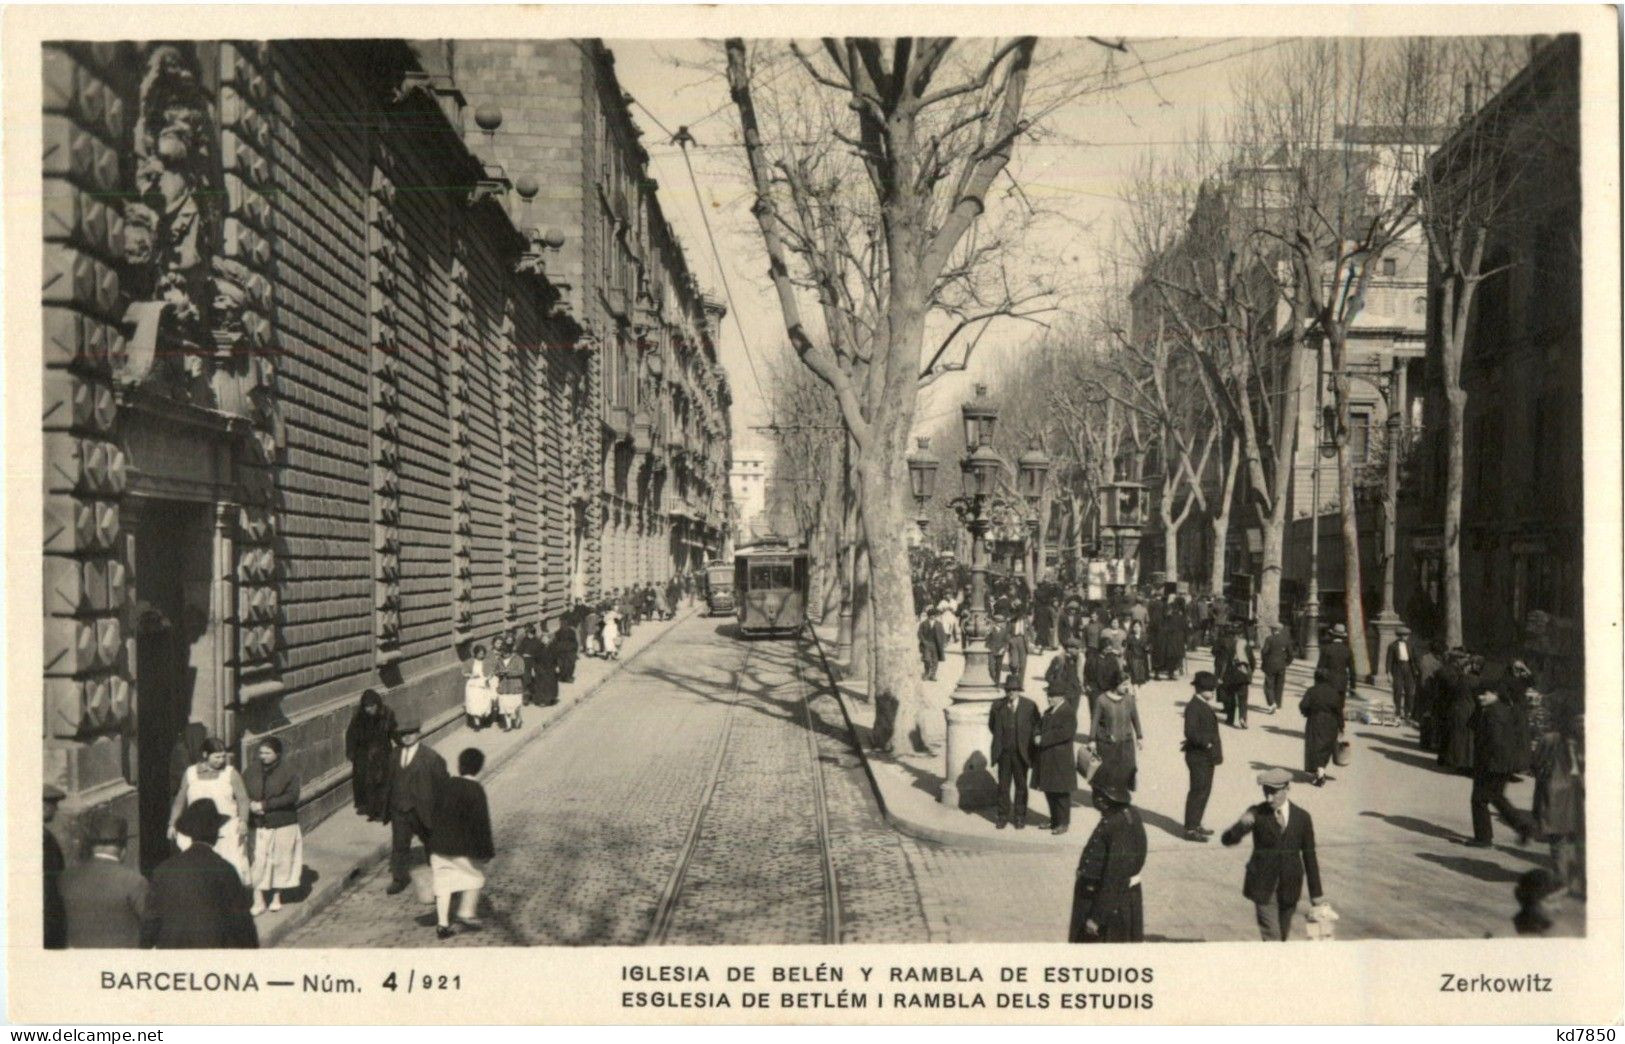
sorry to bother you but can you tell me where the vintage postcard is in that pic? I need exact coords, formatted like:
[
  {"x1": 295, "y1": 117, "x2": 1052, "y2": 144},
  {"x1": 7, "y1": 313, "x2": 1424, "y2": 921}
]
[{"x1": 4, "y1": 3, "x2": 1619, "y2": 1026}]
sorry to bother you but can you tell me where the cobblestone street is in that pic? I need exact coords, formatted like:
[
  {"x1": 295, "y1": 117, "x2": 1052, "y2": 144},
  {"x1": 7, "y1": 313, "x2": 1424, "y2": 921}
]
[
  {"x1": 282, "y1": 613, "x2": 929, "y2": 946},
  {"x1": 284, "y1": 616, "x2": 1548, "y2": 947}
]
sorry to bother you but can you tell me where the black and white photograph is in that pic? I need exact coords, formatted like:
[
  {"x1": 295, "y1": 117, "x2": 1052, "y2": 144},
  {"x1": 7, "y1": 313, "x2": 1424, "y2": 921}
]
[{"x1": 8, "y1": 3, "x2": 1620, "y2": 1026}]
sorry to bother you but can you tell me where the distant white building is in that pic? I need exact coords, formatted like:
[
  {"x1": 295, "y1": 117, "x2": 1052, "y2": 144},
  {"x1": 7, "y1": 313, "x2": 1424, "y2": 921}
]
[{"x1": 729, "y1": 448, "x2": 771, "y2": 541}]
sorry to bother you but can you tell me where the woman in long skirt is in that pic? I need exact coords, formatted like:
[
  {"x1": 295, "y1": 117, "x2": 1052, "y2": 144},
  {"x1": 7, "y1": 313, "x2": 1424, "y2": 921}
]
[
  {"x1": 601, "y1": 607, "x2": 622, "y2": 659},
  {"x1": 531, "y1": 637, "x2": 560, "y2": 707},
  {"x1": 345, "y1": 689, "x2": 396, "y2": 821},
  {"x1": 246, "y1": 737, "x2": 304, "y2": 916},
  {"x1": 494, "y1": 635, "x2": 527, "y2": 731},
  {"x1": 1125, "y1": 620, "x2": 1151, "y2": 687},
  {"x1": 1090, "y1": 680, "x2": 1144, "y2": 792},
  {"x1": 1299, "y1": 668, "x2": 1344, "y2": 786},
  {"x1": 551, "y1": 623, "x2": 578, "y2": 684}
]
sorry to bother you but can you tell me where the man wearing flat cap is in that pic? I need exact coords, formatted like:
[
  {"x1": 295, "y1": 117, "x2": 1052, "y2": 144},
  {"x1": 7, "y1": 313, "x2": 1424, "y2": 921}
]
[
  {"x1": 1069, "y1": 783, "x2": 1146, "y2": 943},
  {"x1": 1181, "y1": 671, "x2": 1223, "y2": 842},
  {"x1": 61, "y1": 812, "x2": 148, "y2": 948},
  {"x1": 988, "y1": 675, "x2": 1039, "y2": 829},
  {"x1": 385, "y1": 715, "x2": 449, "y2": 895},
  {"x1": 1222, "y1": 769, "x2": 1326, "y2": 941},
  {"x1": 142, "y1": 800, "x2": 258, "y2": 948}
]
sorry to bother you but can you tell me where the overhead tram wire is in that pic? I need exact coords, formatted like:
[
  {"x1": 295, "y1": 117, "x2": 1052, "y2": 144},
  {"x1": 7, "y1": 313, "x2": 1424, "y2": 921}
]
[{"x1": 670, "y1": 125, "x2": 770, "y2": 409}]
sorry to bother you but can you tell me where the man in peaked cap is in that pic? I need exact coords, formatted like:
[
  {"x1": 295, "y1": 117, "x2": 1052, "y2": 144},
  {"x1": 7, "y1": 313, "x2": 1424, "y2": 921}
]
[
  {"x1": 384, "y1": 715, "x2": 448, "y2": 896},
  {"x1": 1222, "y1": 769, "x2": 1327, "y2": 941},
  {"x1": 1070, "y1": 782, "x2": 1147, "y2": 943},
  {"x1": 1181, "y1": 672, "x2": 1223, "y2": 842},
  {"x1": 142, "y1": 800, "x2": 258, "y2": 949},
  {"x1": 61, "y1": 812, "x2": 148, "y2": 948}
]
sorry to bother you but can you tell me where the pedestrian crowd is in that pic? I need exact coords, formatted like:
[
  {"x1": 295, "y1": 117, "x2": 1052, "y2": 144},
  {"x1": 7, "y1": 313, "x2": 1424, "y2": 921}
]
[
  {"x1": 906, "y1": 567, "x2": 1587, "y2": 943},
  {"x1": 42, "y1": 570, "x2": 707, "y2": 948}
]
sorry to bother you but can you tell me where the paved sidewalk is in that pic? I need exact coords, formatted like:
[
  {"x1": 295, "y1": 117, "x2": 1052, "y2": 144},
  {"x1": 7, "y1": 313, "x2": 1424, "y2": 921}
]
[
  {"x1": 258, "y1": 603, "x2": 703, "y2": 946},
  {"x1": 813, "y1": 622, "x2": 1547, "y2": 942}
]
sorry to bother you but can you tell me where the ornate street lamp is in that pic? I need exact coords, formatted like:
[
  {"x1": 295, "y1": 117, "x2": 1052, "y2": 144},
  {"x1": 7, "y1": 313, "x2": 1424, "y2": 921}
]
[
  {"x1": 940, "y1": 387, "x2": 1009, "y2": 811},
  {"x1": 907, "y1": 437, "x2": 939, "y2": 511},
  {"x1": 1017, "y1": 440, "x2": 1051, "y2": 502},
  {"x1": 961, "y1": 383, "x2": 997, "y2": 450},
  {"x1": 1018, "y1": 440, "x2": 1051, "y2": 586}
]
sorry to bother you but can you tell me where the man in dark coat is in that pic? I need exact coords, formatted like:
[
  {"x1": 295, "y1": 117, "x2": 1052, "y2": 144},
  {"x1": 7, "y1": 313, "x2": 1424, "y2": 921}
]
[
  {"x1": 1260, "y1": 622, "x2": 1295, "y2": 714},
  {"x1": 918, "y1": 607, "x2": 947, "y2": 681},
  {"x1": 1033, "y1": 598, "x2": 1055, "y2": 652},
  {"x1": 1466, "y1": 683, "x2": 1536, "y2": 847},
  {"x1": 384, "y1": 717, "x2": 450, "y2": 895},
  {"x1": 42, "y1": 784, "x2": 67, "y2": 949},
  {"x1": 61, "y1": 812, "x2": 148, "y2": 949},
  {"x1": 1316, "y1": 623, "x2": 1358, "y2": 696},
  {"x1": 1069, "y1": 784, "x2": 1147, "y2": 943},
  {"x1": 985, "y1": 614, "x2": 1010, "y2": 687},
  {"x1": 1221, "y1": 769, "x2": 1326, "y2": 941},
  {"x1": 1031, "y1": 690, "x2": 1079, "y2": 835},
  {"x1": 1498, "y1": 659, "x2": 1536, "y2": 776},
  {"x1": 517, "y1": 623, "x2": 549, "y2": 706},
  {"x1": 988, "y1": 675, "x2": 1039, "y2": 829},
  {"x1": 1044, "y1": 638, "x2": 1085, "y2": 711},
  {"x1": 1384, "y1": 625, "x2": 1422, "y2": 719},
  {"x1": 1181, "y1": 672, "x2": 1223, "y2": 842},
  {"x1": 141, "y1": 800, "x2": 258, "y2": 949}
]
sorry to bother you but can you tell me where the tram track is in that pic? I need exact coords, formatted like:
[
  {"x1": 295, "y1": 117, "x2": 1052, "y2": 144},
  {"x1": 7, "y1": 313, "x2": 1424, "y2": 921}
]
[{"x1": 643, "y1": 624, "x2": 844, "y2": 945}]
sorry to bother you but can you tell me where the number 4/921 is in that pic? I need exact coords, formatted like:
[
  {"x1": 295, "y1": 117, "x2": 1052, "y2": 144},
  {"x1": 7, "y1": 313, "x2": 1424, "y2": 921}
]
[{"x1": 382, "y1": 972, "x2": 463, "y2": 992}]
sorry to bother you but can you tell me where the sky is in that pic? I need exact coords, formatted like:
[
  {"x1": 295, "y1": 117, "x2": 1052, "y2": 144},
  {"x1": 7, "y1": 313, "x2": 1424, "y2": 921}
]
[{"x1": 608, "y1": 37, "x2": 1277, "y2": 454}]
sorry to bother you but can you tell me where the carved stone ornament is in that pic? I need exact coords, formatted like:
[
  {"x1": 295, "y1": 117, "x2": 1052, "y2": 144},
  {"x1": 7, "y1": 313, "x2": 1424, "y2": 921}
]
[{"x1": 119, "y1": 45, "x2": 247, "y2": 397}]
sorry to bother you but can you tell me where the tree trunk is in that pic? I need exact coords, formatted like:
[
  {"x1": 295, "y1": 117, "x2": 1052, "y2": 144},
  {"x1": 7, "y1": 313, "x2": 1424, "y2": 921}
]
[
  {"x1": 850, "y1": 538, "x2": 872, "y2": 680},
  {"x1": 1336, "y1": 441, "x2": 1371, "y2": 675},
  {"x1": 857, "y1": 437, "x2": 923, "y2": 752},
  {"x1": 1208, "y1": 435, "x2": 1240, "y2": 598},
  {"x1": 1163, "y1": 520, "x2": 1181, "y2": 584},
  {"x1": 1444, "y1": 385, "x2": 1467, "y2": 648}
]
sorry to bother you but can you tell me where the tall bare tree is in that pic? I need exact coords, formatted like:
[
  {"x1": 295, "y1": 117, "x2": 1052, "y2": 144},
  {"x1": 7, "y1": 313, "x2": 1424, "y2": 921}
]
[
  {"x1": 1389, "y1": 37, "x2": 1554, "y2": 647},
  {"x1": 726, "y1": 37, "x2": 1050, "y2": 750}
]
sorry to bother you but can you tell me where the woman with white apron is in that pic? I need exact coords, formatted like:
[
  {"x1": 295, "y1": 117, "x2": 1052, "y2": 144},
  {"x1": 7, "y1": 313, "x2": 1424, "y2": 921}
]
[
  {"x1": 464, "y1": 642, "x2": 496, "y2": 729},
  {"x1": 169, "y1": 736, "x2": 251, "y2": 885},
  {"x1": 601, "y1": 607, "x2": 622, "y2": 659}
]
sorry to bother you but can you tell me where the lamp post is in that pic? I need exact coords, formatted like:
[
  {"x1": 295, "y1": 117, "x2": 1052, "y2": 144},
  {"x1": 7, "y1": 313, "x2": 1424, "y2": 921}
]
[
  {"x1": 1305, "y1": 343, "x2": 1332, "y2": 660},
  {"x1": 935, "y1": 386, "x2": 1052, "y2": 810},
  {"x1": 1348, "y1": 357, "x2": 1409, "y2": 681},
  {"x1": 1018, "y1": 440, "x2": 1052, "y2": 592}
]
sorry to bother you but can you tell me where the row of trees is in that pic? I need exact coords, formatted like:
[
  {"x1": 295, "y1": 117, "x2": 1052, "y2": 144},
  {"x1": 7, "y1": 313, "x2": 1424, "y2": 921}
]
[{"x1": 725, "y1": 35, "x2": 1545, "y2": 750}]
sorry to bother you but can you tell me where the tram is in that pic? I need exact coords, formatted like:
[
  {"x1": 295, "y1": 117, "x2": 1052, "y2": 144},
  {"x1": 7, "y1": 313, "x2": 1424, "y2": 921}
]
[
  {"x1": 733, "y1": 542, "x2": 810, "y2": 637},
  {"x1": 703, "y1": 560, "x2": 736, "y2": 616}
]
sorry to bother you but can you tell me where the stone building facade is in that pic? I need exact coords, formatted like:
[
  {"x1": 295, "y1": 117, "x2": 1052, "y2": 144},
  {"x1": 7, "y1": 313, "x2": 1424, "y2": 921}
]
[
  {"x1": 453, "y1": 39, "x2": 733, "y2": 599},
  {"x1": 1398, "y1": 36, "x2": 1582, "y2": 677},
  {"x1": 39, "y1": 39, "x2": 728, "y2": 869}
]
